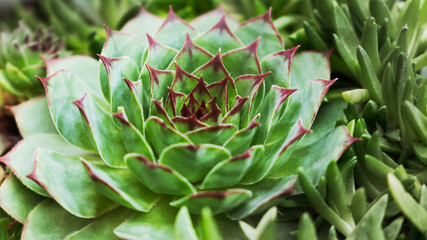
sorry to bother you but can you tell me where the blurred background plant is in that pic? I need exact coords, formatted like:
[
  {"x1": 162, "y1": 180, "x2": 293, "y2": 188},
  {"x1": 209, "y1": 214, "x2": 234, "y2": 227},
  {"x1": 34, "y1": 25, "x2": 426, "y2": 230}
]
[{"x1": 3, "y1": 0, "x2": 220, "y2": 55}]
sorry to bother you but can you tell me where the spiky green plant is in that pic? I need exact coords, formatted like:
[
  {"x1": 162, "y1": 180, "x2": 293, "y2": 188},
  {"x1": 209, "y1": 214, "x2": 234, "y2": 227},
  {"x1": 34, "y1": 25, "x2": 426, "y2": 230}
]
[
  {"x1": 0, "y1": 7, "x2": 356, "y2": 239},
  {"x1": 302, "y1": 0, "x2": 427, "y2": 176},
  {"x1": 277, "y1": 0, "x2": 427, "y2": 237},
  {"x1": 0, "y1": 22, "x2": 65, "y2": 99}
]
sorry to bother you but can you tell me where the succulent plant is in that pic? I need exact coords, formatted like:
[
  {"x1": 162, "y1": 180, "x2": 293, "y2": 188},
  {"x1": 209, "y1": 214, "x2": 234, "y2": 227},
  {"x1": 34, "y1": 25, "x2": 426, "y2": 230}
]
[
  {"x1": 12, "y1": 0, "x2": 219, "y2": 55},
  {"x1": 0, "y1": 22, "x2": 64, "y2": 99},
  {"x1": 274, "y1": 0, "x2": 427, "y2": 237},
  {"x1": 0, "y1": 7, "x2": 356, "y2": 239},
  {"x1": 302, "y1": 0, "x2": 427, "y2": 175}
]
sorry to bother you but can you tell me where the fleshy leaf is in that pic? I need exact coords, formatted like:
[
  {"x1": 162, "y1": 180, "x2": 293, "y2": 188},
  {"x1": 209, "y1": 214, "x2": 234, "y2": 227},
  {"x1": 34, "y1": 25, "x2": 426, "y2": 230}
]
[
  {"x1": 27, "y1": 149, "x2": 117, "y2": 218},
  {"x1": 82, "y1": 158, "x2": 159, "y2": 212},
  {"x1": 99, "y1": 27, "x2": 145, "y2": 100},
  {"x1": 146, "y1": 65, "x2": 175, "y2": 102},
  {"x1": 100, "y1": 26, "x2": 145, "y2": 66},
  {"x1": 171, "y1": 63, "x2": 200, "y2": 94},
  {"x1": 114, "y1": 199, "x2": 177, "y2": 240},
  {"x1": 240, "y1": 207, "x2": 277, "y2": 240},
  {"x1": 193, "y1": 51, "x2": 229, "y2": 84},
  {"x1": 170, "y1": 189, "x2": 252, "y2": 214},
  {"x1": 289, "y1": 50, "x2": 332, "y2": 89},
  {"x1": 0, "y1": 175, "x2": 45, "y2": 223},
  {"x1": 151, "y1": 99, "x2": 175, "y2": 128},
  {"x1": 265, "y1": 79, "x2": 336, "y2": 150},
  {"x1": 98, "y1": 55, "x2": 140, "y2": 118},
  {"x1": 220, "y1": 96, "x2": 248, "y2": 127},
  {"x1": 174, "y1": 207, "x2": 198, "y2": 240},
  {"x1": 221, "y1": 39, "x2": 262, "y2": 78},
  {"x1": 260, "y1": 47, "x2": 298, "y2": 89},
  {"x1": 44, "y1": 56, "x2": 103, "y2": 99},
  {"x1": 186, "y1": 124, "x2": 238, "y2": 145},
  {"x1": 224, "y1": 114, "x2": 260, "y2": 155},
  {"x1": 120, "y1": 7, "x2": 164, "y2": 44},
  {"x1": 227, "y1": 177, "x2": 295, "y2": 220},
  {"x1": 159, "y1": 143, "x2": 231, "y2": 182},
  {"x1": 125, "y1": 154, "x2": 196, "y2": 195},
  {"x1": 194, "y1": 16, "x2": 243, "y2": 54},
  {"x1": 0, "y1": 134, "x2": 92, "y2": 197},
  {"x1": 270, "y1": 126, "x2": 359, "y2": 185},
  {"x1": 154, "y1": 7, "x2": 197, "y2": 50},
  {"x1": 207, "y1": 75, "x2": 236, "y2": 113},
  {"x1": 242, "y1": 121, "x2": 309, "y2": 184},
  {"x1": 388, "y1": 173, "x2": 427, "y2": 233},
  {"x1": 144, "y1": 34, "x2": 178, "y2": 70},
  {"x1": 200, "y1": 145, "x2": 264, "y2": 189},
  {"x1": 65, "y1": 207, "x2": 134, "y2": 240},
  {"x1": 174, "y1": 34, "x2": 213, "y2": 73},
  {"x1": 38, "y1": 70, "x2": 97, "y2": 151},
  {"x1": 145, "y1": 116, "x2": 191, "y2": 156},
  {"x1": 252, "y1": 86, "x2": 296, "y2": 145},
  {"x1": 113, "y1": 109, "x2": 154, "y2": 161},
  {"x1": 21, "y1": 200, "x2": 92, "y2": 240},
  {"x1": 235, "y1": 9, "x2": 283, "y2": 59},
  {"x1": 191, "y1": 6, "x2": 239, "y2": 32},
  {"x1": 10, "y1": 96, "x2": 57, "y2": 137},
  {"x1": 73, "y1": 93, "x2": 127, "y2": 168}
]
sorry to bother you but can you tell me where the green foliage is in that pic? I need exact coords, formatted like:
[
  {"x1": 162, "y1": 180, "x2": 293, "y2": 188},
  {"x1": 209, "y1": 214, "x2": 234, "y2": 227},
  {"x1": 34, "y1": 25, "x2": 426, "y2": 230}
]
[
  {"x1": 0, "y1": 7, "x2": 353, "y2": 239},
  {"x1": 0, "y1": 23, "x2": 65, "y2": 99}
]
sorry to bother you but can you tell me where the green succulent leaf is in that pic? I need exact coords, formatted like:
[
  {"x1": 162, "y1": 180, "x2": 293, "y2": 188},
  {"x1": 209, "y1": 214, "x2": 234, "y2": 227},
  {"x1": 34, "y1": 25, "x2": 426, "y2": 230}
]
[
  {"x1": 0, "y1": 7, "x2": 357, "y2": 238},
  {"x1": 388, "y1": 173, "x2": 427, "y2": 234},
  {"x1": 347, "y1": 195, "x2": 388, "y2": 240},
  {"x1": 38, "y1": 71, "x2": 98, "y2": 151},
  {"x1": 125, "y1": 153, "x2": 196, "y2": 195},
  {"x1": 0, "y1": 175, "x2": 45, "y2": 223},
  {"x1": 81, "y1": 158, "x2": 159, "y2": 212},
  {"x1": 174, "y1": 206, "x2": 198, "y2": 240},
  {"x1": 171, "y1": 189, "x2": 252, "y2": 214},
  {"x1": 113, "y1": 199, "x2": 177, "y2": 240},
  {"x1": 28, "y1": 149, "x2": 117, "y2": 218},
  {"x1": 235, "y1": 9, "x2": 283, "y2": 59},
  {"x1": 65, "y1": 207, "x2": 133, "y2": 240},
  {"x1": 159, "y1": 143, "x2": 231, "y2": 182},
  {"x1": 0, "y1": 134, "x2": 92, "y2": 196},
  {"x1": 22, "y1": 200, "x2": 92, "y2": 240},
  {"x1": 10, "y1": 96, "x2": 57, "y2": 137}
]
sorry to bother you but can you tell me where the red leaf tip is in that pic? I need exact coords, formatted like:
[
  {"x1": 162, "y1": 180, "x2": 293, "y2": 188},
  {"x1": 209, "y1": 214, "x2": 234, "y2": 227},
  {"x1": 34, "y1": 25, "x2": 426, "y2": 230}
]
[
  {"x1": 123, "y1": 77, "x2": 136, "y2": 90},
  {"x1": 71, "y1": 93, "x2": 89, "y2": 123},
  {"x1": 146, "y1": 33, "x2": 159, "y2": 49},
  {"x1": 113, "y1": 112, "x2": 131, "y2": 126},
  {"x1": 246, "y1": 38, "x2": 260, "y2": 56},
  {"x1": 97, "y1": 54, "x2": 113, "y2": 67}
]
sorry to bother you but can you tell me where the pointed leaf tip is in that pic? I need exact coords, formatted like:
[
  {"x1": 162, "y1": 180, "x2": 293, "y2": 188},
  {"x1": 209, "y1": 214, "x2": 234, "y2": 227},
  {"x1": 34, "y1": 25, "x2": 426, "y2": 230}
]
[
  {"x1": 123, "y1": 77, "x2": 136, "y2": 90},
  {"x1": 146, "y1": 33, "x2": 158, "y2": 49},
  {"x1": 35, "y1": 75, "x2": 47, "y2": 87},
  {"x1": 247, "y1": 38, "x2": 260, "y2": 56},
  {"x1": 71, "y1": 92, "x2": 89, "y2": 123},
  {"x1": 104, "y1": 24, "x2": 113, "y2": 38},
  {"x1": 97, "y1": 54, "x2": 113, "y2": 67},
  {"x1": 273, "y1": 86, "x2": 297, "y2": 105},
  {"x1": 113, "y1": 112, "x2": 131, "y2": 126},
  {"x1": 158, "y1": 6, "x2": 195, "y2": 32},
  {"x1": 279, "y1": 119, "x2": 310, "y2": 155}
]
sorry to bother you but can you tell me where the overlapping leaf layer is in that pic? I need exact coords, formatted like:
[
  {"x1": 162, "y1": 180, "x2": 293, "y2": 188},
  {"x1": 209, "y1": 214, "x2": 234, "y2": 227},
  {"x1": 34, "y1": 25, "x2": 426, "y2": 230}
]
[{"x1": 0, "y1": 7, "x2": 356, "y2": 239}]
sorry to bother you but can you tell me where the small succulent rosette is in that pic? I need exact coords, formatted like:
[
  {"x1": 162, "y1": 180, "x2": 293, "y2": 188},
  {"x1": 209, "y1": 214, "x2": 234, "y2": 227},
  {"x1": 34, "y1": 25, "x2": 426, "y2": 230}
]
[
  {"x1": 0, "y1": 22, "x2": 64, "y2": 99},
  {"x1": 0, "y1": 7, "x2": 357, "y2": 239}
]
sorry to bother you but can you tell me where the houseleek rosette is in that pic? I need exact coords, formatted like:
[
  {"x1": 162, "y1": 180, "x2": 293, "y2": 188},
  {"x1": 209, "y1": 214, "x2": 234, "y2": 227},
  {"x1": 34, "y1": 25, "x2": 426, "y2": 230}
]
[
  {"x1": 0, "y1": 22, "x2": 64, "y2": 99},
  {"x1": 0, "y1": 7, "x2": 357, "y2": 239}
]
